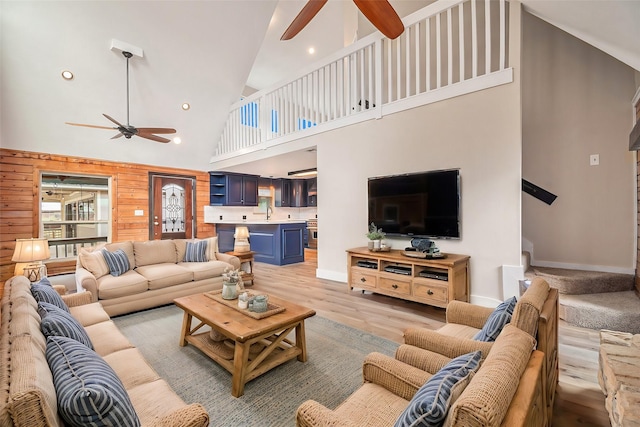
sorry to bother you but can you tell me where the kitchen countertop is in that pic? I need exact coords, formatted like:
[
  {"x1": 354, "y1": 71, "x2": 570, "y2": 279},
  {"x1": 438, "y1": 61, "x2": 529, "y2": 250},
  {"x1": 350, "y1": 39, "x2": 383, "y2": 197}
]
[{"x1": 210, "y1": 219, "x2": 307, "y2": 225}]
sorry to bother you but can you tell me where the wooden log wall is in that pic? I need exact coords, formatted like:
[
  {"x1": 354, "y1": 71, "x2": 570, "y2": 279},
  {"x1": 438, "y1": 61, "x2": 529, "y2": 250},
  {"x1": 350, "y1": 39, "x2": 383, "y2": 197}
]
[{"x1": 0, "y1": 148, "x2": 215, "y2": 296}]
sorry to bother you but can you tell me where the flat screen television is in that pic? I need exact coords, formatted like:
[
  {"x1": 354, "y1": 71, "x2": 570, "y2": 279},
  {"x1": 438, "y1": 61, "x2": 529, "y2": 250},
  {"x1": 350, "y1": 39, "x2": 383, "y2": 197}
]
[{"x1": 368, "y1": 169, "x2": 461, "y2": 239}]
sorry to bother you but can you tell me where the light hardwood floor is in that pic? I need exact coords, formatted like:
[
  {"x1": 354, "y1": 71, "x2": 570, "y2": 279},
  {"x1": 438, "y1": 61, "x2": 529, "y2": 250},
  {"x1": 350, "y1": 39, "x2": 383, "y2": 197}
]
[{"x1": 249, "y1": 249, "x2": 611, "y2": 427}]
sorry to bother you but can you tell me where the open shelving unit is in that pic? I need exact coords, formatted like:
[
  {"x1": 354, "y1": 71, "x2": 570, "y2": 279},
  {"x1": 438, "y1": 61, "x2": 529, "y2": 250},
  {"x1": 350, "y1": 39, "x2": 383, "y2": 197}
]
[{"x1": 346, "y1": 247, "x2": 470, "y2": 308}]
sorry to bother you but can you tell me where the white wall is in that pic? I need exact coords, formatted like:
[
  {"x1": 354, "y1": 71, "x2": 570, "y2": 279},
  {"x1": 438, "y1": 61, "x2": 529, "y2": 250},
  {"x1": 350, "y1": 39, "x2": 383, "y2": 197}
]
[
  {"x1": 309, "y1": 79, "x2": 522, "y2": 303},
  {"x1": 522, "y1": 13, "x2": 637, "y2": 274}
]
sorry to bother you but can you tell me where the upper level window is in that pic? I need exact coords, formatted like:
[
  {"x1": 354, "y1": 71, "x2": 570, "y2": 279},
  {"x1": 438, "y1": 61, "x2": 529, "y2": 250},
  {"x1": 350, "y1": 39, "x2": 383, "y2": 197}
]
[{"x1": 40, "y1": 173, "x2": 110, "y2": 259}]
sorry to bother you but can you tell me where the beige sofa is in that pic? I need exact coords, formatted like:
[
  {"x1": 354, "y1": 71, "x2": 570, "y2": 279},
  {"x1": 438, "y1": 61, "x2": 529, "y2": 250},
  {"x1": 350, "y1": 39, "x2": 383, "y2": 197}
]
[
  {"x1": 76, "y1": 237, "x2": 240, "y2": 316},
  {"x1": 0, "y1": 275, "x2": 209, "y2": 427}
]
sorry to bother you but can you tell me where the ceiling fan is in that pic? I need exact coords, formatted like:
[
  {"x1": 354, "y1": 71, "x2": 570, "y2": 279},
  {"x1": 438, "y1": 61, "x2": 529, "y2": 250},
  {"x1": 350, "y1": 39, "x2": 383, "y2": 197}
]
[
  {"x1": 281, "y1": 0, "x2": 404, "y2": 41},
  {"x1": 66, "y1": 51, "x2": 176, "y2": 144}
]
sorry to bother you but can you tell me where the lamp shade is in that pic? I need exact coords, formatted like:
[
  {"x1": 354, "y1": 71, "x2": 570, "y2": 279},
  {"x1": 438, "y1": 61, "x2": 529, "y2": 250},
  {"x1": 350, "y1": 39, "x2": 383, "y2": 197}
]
[
  {"x1": 12, "y1": 238, "x2": 51, "y2": 262},
  {"x1": 233, "y1": 226, "x2": 250, "y2": 253},
  {"x1": 234, "y1": 226, "x2": 250, "y2": 239}
]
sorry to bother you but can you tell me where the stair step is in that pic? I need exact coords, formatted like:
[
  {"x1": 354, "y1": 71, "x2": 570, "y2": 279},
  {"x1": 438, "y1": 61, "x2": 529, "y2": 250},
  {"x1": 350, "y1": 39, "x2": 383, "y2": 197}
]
[
  {"x1": 525, "y1": 266, "x2": 634, "y2": 295},
  {"x1": 559, "y1": 291, "x2": 640, "y2": 334}
]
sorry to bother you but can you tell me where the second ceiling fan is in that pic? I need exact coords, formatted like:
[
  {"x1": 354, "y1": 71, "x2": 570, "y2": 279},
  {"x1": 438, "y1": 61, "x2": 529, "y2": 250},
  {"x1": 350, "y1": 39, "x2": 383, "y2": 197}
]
[
  {"x1": 281, "y1": 0, "x2": 404, "y2": 41},
  {"x1": 66, "y1": 51, "x2": 176, "y2": 144}
]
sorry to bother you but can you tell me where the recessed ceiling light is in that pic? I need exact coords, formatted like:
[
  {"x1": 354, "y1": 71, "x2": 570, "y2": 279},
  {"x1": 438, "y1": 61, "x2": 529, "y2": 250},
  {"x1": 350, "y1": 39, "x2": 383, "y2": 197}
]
[
  {"x1": 173, "y1": 137, "x2": 182, "y2": 145},
  {"x1": 61, "y1": 70, "x2": 74, "y2": 80},
  {"x1": 308, "y1": 47, "x2": 315, "y2": 55},
  {"x1": 181, "y1": 103, "x2": 190, "y2": 110}
]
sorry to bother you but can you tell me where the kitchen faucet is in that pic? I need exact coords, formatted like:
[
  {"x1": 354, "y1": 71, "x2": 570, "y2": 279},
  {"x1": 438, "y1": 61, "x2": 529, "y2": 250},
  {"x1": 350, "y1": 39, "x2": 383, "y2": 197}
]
[{"x1": 266, "y1": 206, "x2": 273, "y2": 220}]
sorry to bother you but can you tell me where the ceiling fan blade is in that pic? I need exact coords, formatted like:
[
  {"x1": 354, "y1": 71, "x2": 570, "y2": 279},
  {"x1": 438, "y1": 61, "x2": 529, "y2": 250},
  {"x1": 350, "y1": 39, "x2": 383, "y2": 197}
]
[
  {"x1": 65, "y1": 122, "x2": 115, "y2": 130},
  {"x1": 353, "y1": 0, "x2": 404, "y2": 40},
  {"x1": 102, "y1": 113, "x2": 125, "y2": 128},
  {"x1": 137, "y1": 133, "x2": 171, "y2": 143},
  {"x1": 281, "y1": 0, "x2": 328, "y2": 40},
  {"x1": 136, "y1": 127, "x2": 177, "y2": 135},
  {"x1": 111, "y1": 133, "x2": 124, "y2": 140}
]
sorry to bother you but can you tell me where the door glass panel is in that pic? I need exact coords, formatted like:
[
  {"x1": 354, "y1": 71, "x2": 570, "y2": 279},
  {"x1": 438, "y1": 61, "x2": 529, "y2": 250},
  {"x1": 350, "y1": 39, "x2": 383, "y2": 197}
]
[{"x1": 162, "y1": 183, "x2": 185, "y2": 233}]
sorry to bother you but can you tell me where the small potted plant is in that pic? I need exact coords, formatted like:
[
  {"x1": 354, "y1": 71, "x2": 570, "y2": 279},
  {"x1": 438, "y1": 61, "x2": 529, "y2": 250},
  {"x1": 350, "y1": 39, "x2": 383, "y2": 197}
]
[
  {"x1": 221, "y1": 267, "x2": 244, "y2": 299},
  {"x1": 366, "y1": 222, "x2": 386, "y2": 250}
]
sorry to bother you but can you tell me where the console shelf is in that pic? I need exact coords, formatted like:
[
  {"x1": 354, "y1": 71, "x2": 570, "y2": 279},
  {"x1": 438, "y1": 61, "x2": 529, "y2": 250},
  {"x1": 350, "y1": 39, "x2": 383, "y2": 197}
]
[{"x1": 346, "y1": 247, "x2": 470, "y2": 308}]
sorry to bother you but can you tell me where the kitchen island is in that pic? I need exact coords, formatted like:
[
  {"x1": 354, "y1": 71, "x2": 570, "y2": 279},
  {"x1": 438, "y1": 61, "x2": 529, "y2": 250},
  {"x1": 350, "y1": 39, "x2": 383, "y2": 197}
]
[{"x1": 215, "y1": 221, "x2": 305, "y2": 265}]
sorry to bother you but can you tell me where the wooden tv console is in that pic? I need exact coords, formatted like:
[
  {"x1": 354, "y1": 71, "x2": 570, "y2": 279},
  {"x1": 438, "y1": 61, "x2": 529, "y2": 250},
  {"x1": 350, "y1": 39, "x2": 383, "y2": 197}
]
[{"x1": 346, "y1": 247, "x2": 470, "y2": 308}]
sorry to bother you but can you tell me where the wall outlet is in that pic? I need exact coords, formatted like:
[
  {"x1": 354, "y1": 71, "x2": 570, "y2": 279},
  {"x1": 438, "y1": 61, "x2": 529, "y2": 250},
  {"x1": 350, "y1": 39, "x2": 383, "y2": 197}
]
[{"x1": 590, "y1": 154, "x2": 599, "y2": 166}]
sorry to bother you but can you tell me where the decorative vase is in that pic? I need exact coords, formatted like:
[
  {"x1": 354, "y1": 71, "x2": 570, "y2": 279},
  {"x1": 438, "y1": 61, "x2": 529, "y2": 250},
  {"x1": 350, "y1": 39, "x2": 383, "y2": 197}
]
[
  {"x1": 367, "y1": 241, "x2": 374, "y2": 250},
  {"x1": 222, "y1": 281, "x2": 238, "y2": 300},
  {"x1": 373, "y1": 240, "x2": 381, "y2": 249},
  {"x1": 251, "y1": 295, "x2": 269, "y2": 313}
]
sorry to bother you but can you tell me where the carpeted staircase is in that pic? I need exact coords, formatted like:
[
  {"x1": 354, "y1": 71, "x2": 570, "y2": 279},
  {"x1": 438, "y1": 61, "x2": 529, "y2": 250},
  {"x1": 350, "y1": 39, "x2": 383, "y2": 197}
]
[{"x1": 524, "y1": 262, "x2": 640, "y2": 334}]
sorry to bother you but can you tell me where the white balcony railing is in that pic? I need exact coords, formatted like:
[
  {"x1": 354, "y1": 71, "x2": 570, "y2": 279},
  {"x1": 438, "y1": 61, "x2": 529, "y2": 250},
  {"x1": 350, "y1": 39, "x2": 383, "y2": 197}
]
[{"x1": 214, "y1": 0, "x2": 512, "y2": 161}]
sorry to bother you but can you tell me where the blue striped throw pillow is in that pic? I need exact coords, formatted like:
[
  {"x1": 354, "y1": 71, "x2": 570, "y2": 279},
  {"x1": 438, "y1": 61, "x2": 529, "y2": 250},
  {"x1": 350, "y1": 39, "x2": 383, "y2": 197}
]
[
  {"x1": 473, "y1": 296, "x2": 517, "y2": 342},
  {"x1": 38, "y1": 302, "x2": 94, "y2": 350},
  {"x1": 102, "y1": 248, "x2": 130, "y2": 277},
  {"x1": 394, "y1": 351, "x2": 482, "y2": 427},
  {"x1": 31, "y1": 282, "x2": 70, "y2": 313},
  {"x1": 184, "y1": 240, "x2": 208, "y2": 262},
  {"x1": 46, "y1": 336, "x2": 140, "y2": 427}
]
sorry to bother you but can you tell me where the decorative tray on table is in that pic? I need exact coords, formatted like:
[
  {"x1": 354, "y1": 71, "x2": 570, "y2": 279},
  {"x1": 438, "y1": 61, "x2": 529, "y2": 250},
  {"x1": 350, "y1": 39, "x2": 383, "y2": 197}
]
[{"x1": 204, "y1": 290, "x2": 285, "y2": 320}]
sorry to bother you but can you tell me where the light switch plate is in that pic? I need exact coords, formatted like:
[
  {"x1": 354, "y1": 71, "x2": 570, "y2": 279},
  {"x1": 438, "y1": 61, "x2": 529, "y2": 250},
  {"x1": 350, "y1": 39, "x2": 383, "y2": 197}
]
[
  {"x1": 590, "y1": 154, "x2": 599, "y2": 166},
  {"x1": 134, "y1": 209, "x2": 144, "y2": 216}
]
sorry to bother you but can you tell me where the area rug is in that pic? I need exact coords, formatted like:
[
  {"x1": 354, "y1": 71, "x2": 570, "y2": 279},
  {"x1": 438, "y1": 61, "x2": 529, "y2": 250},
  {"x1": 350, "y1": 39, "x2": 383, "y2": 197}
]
[{"x1": 113, "y1": 304, "x2": 399, "y2": 426}]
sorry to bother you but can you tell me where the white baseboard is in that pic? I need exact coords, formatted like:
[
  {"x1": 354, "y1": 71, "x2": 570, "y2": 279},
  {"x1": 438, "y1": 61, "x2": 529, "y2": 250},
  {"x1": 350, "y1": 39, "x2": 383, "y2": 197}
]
[
  {"x1": 469, "y1": 295, "x2": 501, "y2": 308},
  {"x1": 532, "y1": 260, "x2": 635, "y2": 275},
  {"x1": 316, "y1": 269, "x2": 347, "y2": 283}
]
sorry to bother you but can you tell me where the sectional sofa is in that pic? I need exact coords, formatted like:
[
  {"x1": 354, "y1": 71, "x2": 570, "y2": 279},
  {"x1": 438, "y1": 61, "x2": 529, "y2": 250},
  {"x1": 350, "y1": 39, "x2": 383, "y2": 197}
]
[
  {"x1": 75, "y1": 237, "x2": 240, "y2": 316},
  {"x1": 0, "y1": 275, "x2": 209, "y2": 427}
]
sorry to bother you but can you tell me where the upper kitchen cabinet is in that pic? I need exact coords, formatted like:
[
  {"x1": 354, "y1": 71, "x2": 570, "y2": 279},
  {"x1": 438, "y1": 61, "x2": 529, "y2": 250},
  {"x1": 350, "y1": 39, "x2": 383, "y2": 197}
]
[
  {"x1": 273, "y1": 178, "x2": 291, "y2": 207},
  {"x1": 291, "y1": 179, "x2": 308, "y2": 207},
  {"x1": 306, "y1": 177, "x2": 317, "y2": 207},
  {"x1": 258, "y1": 177, "x2": 272, "y2": 188},
  {"x1": 209, "y1": 172, "x2": 259, "y2": 206}
]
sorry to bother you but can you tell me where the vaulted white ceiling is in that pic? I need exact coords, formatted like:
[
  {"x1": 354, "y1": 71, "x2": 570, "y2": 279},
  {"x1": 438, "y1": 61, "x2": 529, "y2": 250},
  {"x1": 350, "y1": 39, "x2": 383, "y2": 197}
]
[
  {"x1": 0, "y1": 1, "x2": 278, "y2": 170},
  {"x1": 1, "y1": 1, "x2": 638, "y2": 175}
]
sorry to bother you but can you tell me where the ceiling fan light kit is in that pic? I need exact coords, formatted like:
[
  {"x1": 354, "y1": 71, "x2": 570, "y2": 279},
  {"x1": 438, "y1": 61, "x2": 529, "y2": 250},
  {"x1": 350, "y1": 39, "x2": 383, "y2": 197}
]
[{"x1": 66, "y1": 41, "x2": 175, "y2": 144}]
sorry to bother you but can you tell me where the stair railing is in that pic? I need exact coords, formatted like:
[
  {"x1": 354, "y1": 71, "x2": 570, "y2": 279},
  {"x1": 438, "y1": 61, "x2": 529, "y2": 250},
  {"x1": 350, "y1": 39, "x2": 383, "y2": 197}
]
[{"x1": 214, "y1": 0, "x2": 511, "y2": 161}]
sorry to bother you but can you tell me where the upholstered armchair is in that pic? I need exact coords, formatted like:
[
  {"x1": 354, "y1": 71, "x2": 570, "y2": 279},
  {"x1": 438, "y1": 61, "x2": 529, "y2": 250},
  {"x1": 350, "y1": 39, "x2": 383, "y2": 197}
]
[
  {"x1": 400, "y1": 277, "x2": 558, "y2": 425},
  {"x1": 296, "y1": 325, "x2": 543, "y2": 427}
]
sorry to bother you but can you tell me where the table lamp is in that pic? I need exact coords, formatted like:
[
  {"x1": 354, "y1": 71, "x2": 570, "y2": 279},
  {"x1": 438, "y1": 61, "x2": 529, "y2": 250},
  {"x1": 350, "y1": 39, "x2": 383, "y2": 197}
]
[
  {"x1": 12, "y1": 238, "x2": 50, "y2": 282},
  {"x1": 233, "y1": 226, "x2": 250, "y2": 253}
]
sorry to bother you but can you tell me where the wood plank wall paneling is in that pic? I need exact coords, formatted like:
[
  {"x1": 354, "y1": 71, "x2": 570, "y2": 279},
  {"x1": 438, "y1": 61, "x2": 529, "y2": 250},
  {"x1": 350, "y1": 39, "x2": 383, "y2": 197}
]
[{"x1": 0, "y1": 148, "x2": 216, "y2": 297}]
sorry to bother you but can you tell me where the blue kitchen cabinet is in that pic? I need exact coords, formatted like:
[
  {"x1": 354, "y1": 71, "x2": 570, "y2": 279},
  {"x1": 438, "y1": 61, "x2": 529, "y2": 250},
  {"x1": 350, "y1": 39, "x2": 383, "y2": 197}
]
[
  {"x1": 273, "y1": 179, "x2": 291, "y2": 207},
  {"x1": 216, "y1": 228, "x2": 236, "y2": 253},
  {"x1": 209, "y1": 172, "x2": 259, "y2": 206},
  {"x1": 215, "y1": 222, "x2": 305, "y2": 265}
]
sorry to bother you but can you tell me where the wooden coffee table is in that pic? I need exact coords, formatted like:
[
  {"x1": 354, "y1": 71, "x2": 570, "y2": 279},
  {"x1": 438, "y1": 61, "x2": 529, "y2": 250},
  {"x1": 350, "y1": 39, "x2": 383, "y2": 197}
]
[{"x1": 174, "y1": 292, "x2": 316, "y2": 397}]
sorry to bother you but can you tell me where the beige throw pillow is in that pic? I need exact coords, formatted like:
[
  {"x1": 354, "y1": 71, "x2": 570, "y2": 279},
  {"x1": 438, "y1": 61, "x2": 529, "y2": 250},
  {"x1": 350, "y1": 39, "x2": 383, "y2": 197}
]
[
  {"x1": 79, "y1": 248, "x2": 109, "y2": 279},
  {"x1": 204, "y1": 237, "x2": 218, "y2": 261}
]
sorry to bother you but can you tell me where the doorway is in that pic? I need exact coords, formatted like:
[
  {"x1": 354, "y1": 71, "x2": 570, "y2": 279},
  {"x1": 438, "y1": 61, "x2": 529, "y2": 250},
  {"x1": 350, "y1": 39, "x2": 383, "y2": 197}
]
[{"x1": 149, "y1": 173, "x2": 195, "y2": 240}]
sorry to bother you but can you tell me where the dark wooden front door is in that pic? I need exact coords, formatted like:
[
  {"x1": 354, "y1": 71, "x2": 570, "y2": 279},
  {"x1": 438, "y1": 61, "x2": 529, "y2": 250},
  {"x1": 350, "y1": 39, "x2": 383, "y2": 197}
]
[{"x1": 150, "y1": 174, "x2": 194, "y2": 240}]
